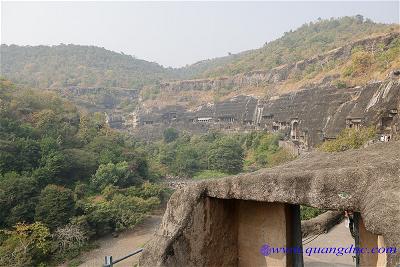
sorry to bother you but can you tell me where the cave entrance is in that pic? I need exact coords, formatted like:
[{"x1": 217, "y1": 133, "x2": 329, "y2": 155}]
[{"x1": 291, "y1": 119, "x2": 299, "y2": 140}]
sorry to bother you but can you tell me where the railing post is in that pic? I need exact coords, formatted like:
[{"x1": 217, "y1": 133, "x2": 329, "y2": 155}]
[
  {"x1": 105, "y1": 255, "x2": 113, "y2": 267},
  {"x1": 103, "y1": 248, "x2": 143, "y2": 266}
]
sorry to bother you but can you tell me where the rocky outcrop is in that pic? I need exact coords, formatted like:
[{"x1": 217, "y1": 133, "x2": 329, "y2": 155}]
[
  {"x1": 139, "y1": 141, "x2": 400, "y2": 266},
  {"x1": 134, "y1": 77, "x2": 400, "y2": 146},
  {"x1": 301, "y1": 211, "x2": 343, "y2": 237}
]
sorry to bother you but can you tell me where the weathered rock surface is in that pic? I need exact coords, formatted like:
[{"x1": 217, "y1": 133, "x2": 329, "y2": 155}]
[
  {"x1": 134, "y1": 78, "x2": 400, "y2": 147},
  {"x1": 301, "y1": 211, "x2": 343, "y2": 237},
  {"x1": 139, "y1": 141, "x2": 400, "y2": 266}
]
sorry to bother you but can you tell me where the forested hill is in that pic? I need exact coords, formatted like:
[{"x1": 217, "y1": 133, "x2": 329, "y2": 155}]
[
  {"x1": 178, "y1": 16, "x2": 399, "y2": 79},
  {"x1": 0, "y1": 44, "x2": 177, "y2": 89},
  {"x1": 1, "y1": 16, "x2": 398, "y2": 91}
]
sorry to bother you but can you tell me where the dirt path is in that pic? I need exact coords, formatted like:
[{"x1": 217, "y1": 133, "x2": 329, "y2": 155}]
[
  {"x1": 76, "y1": 215, "x2": 161, "y2": 267},
  {"x1": 304, "y1": 221, "x2": 356, "y2": 267}
]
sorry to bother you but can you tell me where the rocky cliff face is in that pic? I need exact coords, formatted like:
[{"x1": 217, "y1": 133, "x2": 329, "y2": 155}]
[
  {"x1": 45, "y1": 33, "x2": 399, "y2": 138},
  {"x1": 133, "y1": 76, "x2": 400, "y2": 147},
  {"x1": 130, "y1": 33, "x2": 400, "y2": 145}
]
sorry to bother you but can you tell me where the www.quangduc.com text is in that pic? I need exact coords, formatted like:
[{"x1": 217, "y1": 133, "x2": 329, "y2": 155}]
[{"x1": 260, "y1": 244, "x2": 397, "y2": 257}]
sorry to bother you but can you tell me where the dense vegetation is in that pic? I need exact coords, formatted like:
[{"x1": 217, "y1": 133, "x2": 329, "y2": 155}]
[
  {"x1": 0, "y1": 44, "x2": 177, "y2": 89},
  {"x1": 0, "y1": 79, "x2": 168, "y2": 265},
  {"x1": 180, "y1": 16, "x2": 397, "y2": 78},
  {"x1": 143, "y1": 129, "x2": 295, "y2": 179},
  {"x1": 0, "y1": 79, "x2": 296, "y2": 265}
]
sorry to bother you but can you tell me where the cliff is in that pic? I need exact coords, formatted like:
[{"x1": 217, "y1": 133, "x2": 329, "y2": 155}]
[{"x1": 133, "y1": 76, "x2": 400, "y2": 147}]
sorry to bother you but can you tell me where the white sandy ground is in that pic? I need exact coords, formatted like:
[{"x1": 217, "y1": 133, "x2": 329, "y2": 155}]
[{"x1": 69, "y1": 216, "x2": 354, "y2": 267}]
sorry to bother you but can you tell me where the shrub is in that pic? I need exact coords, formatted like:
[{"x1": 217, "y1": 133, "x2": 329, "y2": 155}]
[
  {"x1": 342, "y1": 65, "x2": 354, "y2": 77},
  {"x1": 254, "y1": 134, "x2": 280, "y2": 166},
  {"x1": 319, "y1": 126, "x2": 376, "y2": 152},
  {"x1": 335, "y1": 80, "x2": 347, "y2": 89},
  {"x1": 300, "y1": 206, "x2": 325, "y2": 220},
  {"x1": 163, "y1": 128, "x2": 179, "y2": 143},
  {"x1": 54, "y1": 223, "x2": 88, "y2": 253},
  {"x1": 0, "y1": 222, "x2": 51, "y2": 267},
  {"x1": 349, "y1": 50, "x2": 373, "y2": 76},
  {"x1": 83, "y1": 190, "x2": 160, "y2": 235},
  {"x1": 267, "y1": 148, "x2": 296, "y2": 167}
]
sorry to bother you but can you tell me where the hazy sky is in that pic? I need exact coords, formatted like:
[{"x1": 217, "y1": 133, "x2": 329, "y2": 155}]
[{"x1": 1, "y1": 1, "x2": 399, "y2": 67}]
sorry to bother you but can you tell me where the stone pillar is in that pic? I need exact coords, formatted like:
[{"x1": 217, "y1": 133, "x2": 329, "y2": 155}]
[
  {"x1": 359, "y1": 217, "x2": 387, "y2": 267},
  {"x1": 376, "y1": 235, "x2": 387, "y2": 267},
  {"x1": 237, "y1": 201, "x2": 299, "y2": 267}
]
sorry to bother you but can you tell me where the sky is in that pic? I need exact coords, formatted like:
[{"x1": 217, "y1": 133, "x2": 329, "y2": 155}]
[{"x1": 1, "y1": 1, "x2": 399, "y2": 67}]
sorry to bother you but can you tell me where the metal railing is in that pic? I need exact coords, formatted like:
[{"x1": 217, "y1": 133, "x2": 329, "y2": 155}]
[{"x1": 104, "y1": 248, "x2": 143, "y2": 267}]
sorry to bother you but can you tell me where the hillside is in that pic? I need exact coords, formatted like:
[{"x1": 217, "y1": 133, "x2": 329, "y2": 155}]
[
  {"x1": 1, "y1": 16, "x2": 398, "y2": 93},
  {"x1": 179, "y1": 16, "x2": 398, "y2": 79},
  {"x1": 0, "y1": 44, "x2": 177, "y2": 89},
  {"x1": 140, "y1": 31, "x2": 400, "y2": 109}
]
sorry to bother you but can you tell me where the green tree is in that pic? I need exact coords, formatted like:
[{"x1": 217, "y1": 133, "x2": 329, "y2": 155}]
[
  {"x1": 208, "y1": 137, "x2": 244, "y2": 174},
  {"x1": 0, "y1": 138, "x2": 41, "y2": 173},
  {"x1": 0, "y1": 172, "x2": 38, "y2": 227},
  {"x1": 163, "y1": 128, "x2": 179, "y2": 143},
  {"x1": 35, "y1": 185, "x2": 75, "y2": 230},
  {"x1": 61, "y1": 149, "x2": 98, "y2": 184},
  {"x1": 254, "y1": 134, "x2": 280, "y2": 166},
  {"x1": 82, "y1": 187, "x2": 160, "y2": 235},
  {"x1": 0, "y1": 222, "x2": 51, "y2": 267},
  {"x1": 300, "y1": 206, "x2": 325, "y2": 220},
  {"x1": 173, "y1": 145, "x2": 200, "y2": 177},
  {"x1": 91, "y1": 161, "x2": 142, "y2": 190},
  {"x1": 86, "y1": 135, "x2": 124, "y2": 164}
]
